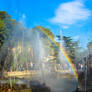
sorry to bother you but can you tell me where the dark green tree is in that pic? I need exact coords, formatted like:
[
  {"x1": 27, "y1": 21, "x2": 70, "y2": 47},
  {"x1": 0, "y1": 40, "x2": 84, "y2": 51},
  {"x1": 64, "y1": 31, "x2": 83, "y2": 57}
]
[
  {"x1": 0, "y1": 11, "x2": 16, "y2": 72},
  {"x1": 56, "y1": 35, "x2": 80, "y2": 63}
]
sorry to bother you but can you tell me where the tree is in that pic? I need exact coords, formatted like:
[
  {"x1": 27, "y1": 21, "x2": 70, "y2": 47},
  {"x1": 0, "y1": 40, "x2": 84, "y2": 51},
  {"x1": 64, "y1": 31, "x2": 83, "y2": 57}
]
[
  {"x1": 0, "y1": 11, "x2": 14, "y2": 48},
  {"x1": 57, "y1": 35, "x2": 80, "y2": 63},
  {"x1": 36, "y1": 26, "x2": 54, "y2": 39},
  {"x1": 0, "y1": 11, "x2": 16, "y2": 72}
]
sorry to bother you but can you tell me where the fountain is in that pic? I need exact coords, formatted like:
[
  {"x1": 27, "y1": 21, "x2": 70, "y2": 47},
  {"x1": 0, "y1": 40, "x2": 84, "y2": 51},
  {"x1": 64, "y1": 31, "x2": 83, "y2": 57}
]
[{"x1": 0, "y1": 25, "x2": 78, "y2": 92}]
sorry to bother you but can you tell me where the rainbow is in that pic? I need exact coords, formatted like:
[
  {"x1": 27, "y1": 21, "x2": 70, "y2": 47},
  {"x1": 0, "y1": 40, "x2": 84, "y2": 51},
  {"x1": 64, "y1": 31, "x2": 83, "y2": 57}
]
[{"x1": 36, "y1": 26, "x2": 78, "y2": 79}]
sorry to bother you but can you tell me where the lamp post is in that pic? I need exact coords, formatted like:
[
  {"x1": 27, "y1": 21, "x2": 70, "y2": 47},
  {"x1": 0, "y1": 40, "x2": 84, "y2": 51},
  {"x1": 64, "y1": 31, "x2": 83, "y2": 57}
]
[
  {"x1": 84, "y1": 50, "x2": 89, "y2": 92},
  {"x1": 85, "y1": 56, "x2": 87, "y2": 92}
]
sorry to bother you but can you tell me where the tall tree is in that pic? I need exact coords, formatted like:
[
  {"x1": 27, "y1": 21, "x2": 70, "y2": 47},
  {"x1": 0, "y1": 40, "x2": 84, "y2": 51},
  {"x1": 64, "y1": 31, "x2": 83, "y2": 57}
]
[
  {"x1": 0, "y1": 11, "x2": 16, "y2": 72},
  {"x1": 57, "y1": 35, "x2": 80, "y2": 63}
]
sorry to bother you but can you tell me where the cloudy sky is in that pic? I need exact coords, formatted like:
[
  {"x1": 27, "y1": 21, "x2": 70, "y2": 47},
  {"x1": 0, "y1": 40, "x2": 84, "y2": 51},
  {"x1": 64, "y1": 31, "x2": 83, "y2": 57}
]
[{"x1": 0, "y1": 0, "x2": 92, "y2": 48}]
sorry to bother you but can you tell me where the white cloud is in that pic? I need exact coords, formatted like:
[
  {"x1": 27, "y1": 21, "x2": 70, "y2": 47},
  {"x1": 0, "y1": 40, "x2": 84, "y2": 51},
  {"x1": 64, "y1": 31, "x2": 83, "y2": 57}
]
[{"x1": 49, "y1": 0, "x2": 91, "y2": 28}]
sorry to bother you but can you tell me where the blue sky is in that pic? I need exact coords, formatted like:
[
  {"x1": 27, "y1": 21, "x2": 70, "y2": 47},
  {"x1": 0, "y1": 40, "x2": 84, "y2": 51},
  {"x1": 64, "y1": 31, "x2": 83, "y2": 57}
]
[{"x1": 0, "y1": 0, "x2": 92, "y2": 48}]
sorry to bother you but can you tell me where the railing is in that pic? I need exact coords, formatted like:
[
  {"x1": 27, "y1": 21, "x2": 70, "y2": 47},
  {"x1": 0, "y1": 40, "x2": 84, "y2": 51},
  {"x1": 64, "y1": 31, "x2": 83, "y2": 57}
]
[{"x1": 4, "y1": 70, "x2": 40, "y2": 77}]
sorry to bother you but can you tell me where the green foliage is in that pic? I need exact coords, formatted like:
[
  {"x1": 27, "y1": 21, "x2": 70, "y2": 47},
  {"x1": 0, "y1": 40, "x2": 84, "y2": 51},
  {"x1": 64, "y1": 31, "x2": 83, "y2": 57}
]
[
  {"x1": 0, "y1": 11, "x2": 17, "y2": 72},
  {"x1": 63, "y1": 36, "x2": 80, "y2": 62},
  {"x1": 57, "y1": 35, "x2": 81, "y2": 63},
  {"x1": 36, "y1": 26, "x2": 54, "y2": 39},
  {"x1": 0, "y1": 11, "x2": 14, "y2": 48},
  {"x1": 88, "y1": 42, "x2": 92, "y2": 48}
]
